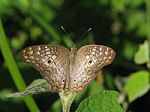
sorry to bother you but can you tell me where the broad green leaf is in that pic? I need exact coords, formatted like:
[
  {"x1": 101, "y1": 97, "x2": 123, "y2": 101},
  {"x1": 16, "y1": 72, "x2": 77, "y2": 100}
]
[
  {"x1": 76, "y1": 90, "x2": 123, "y2": 112},
  {"x1": 7, "y1": 79, "x2": 51, "y2": 97},
  {"x1": 124, "y1": 71, "x2": 150, "y2": 102},
  {"x1": 134, "y1": 41, "x2": 149, "y2": 64}
]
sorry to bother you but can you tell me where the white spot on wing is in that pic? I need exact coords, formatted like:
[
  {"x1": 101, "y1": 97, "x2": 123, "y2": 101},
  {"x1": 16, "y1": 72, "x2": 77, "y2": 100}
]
[
  {"x1": 100, "y1": 47, "x2": 102, "y2": 51},
  {"x1": 38, "y1": 46, "x2": 41, "y2": 50},
  {"x1": 37, "y1": 51, "x2": 40, "y2": 55}
]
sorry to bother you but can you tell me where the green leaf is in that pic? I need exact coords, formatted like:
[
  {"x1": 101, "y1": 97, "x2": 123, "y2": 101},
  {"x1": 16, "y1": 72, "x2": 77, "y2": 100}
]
[
  {"x1": 134, "y1": 40, "x2": 149, "y2": 64},
  {"x1": 124, "y1": 71, "x2": 150, "y2": 102},
  {"x1": 76, "y1": 90, "x2": 123, "y2": 112},
  {"x1": 7, "y1": 79, "x2": 51, "y2": 97}
]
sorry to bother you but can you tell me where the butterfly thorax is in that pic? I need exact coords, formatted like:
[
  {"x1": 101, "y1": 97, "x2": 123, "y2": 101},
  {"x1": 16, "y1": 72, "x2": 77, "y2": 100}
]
[{"x1": 70, "y1": 47, "x2": 77, "y2": 73}]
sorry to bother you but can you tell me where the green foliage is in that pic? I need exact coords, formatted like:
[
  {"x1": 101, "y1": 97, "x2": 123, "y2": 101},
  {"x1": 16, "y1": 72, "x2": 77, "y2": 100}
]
[
  {"x1": 11, "y1": 32, "x2": 28, "y2": 50},
  {"x1": 124, "y1": 71, "x2": 150, "y2": 102},
  {"x1": 134, "y1": 40, "x2": 149, "y2": 64},
  {"x1": 0, "y1": 18, "x2": 40, "y2": 112},
  {"x1": 0, "y1": 0, "x2": 150, "y2": 112},
  {"x1": 111, "y1": 0, "x2": 125, "y2": 12},
  {"x1": 76, "y1": 91, "x2": 124, "y2": 112}
]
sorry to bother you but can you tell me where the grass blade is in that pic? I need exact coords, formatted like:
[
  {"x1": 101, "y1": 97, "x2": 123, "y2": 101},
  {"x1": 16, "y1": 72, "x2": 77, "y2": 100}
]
[{"x1": 0, "y1": 18, "x2": 40, "y2": 112}]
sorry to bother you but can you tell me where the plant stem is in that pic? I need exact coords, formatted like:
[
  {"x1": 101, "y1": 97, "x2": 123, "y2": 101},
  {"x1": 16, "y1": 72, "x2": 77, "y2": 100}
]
[
  {"x1": 0, "y1": 18, "x2": 40, "y2": 112},
  {"x1": 59, "y1": 91, "x2": 77, "y2": 112}
]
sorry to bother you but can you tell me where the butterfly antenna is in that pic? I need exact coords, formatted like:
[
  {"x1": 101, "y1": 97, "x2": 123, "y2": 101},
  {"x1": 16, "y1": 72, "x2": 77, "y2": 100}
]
[
  {"x1": 61, "y1": 26, "x2": 75, "y2": 47},
  {"x1": 76, "y1": 28, "x2": 92, "y2": 42},
  {"x1": 81, "y1": 28, "x2": 92, "y2": 39}
]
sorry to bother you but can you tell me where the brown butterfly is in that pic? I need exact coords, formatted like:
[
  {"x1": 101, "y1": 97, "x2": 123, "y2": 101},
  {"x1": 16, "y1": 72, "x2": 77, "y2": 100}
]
[{"x1": 20, "y1": 45, "x2": 116, "y2": 92}]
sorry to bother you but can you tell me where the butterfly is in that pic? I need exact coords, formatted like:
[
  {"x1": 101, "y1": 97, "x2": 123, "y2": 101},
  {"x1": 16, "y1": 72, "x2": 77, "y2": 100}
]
[{"x1": 20, "y1": 44, "x2": 116, "y2": 92}]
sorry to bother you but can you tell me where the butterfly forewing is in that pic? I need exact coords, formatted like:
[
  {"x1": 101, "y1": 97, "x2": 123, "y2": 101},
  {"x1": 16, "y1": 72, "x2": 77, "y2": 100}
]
[
  {"x1": 20, "y1": 45, "x2": 70, "y2": 92},
  {"x1": 70, "y1": 45, "x2": 116, "y2": 92}
]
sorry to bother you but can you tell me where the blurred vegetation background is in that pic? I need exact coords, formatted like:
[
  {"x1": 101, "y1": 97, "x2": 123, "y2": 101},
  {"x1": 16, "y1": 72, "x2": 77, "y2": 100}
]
[{"x1": 0, "y1": 0, "x2": 150, "y2": 112}]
